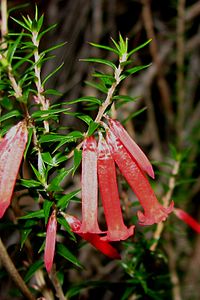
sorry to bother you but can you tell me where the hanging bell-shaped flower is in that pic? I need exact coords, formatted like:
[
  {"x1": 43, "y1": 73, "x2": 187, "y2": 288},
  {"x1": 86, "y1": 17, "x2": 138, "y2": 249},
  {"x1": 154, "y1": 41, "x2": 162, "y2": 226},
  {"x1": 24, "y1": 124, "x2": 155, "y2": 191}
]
[
  {"x1": 106, "y1": 128, "x2": 173, "y2": 225},
  {"x1": 97, "y1": 133, "x2": 134, "y2": 241},
  {"x1": 0, "y1": 121, "x2": 28, "y2": 218}
]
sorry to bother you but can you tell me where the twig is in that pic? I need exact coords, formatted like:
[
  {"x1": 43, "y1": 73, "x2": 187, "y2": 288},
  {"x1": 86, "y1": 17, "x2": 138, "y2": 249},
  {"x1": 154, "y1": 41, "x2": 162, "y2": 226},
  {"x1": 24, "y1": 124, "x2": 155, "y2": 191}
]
[
  {"x1": 150, "y1": 160, "x2": 180, "y2": 251},
  {"x1": 0, "y1": 0, "x2": 7, "y2": 46},
  {"x1": 142, "y1": 0, "x2": 173, "y2": 126},
  {"x1": 176, "y1": 0, "x2": 186, "y2": 148},
  {"x1": 49, "y1": 265, "x2": 67, "y2": 300},
  {"x1": 0, "y1": 238, "x2": 36, "y2": 300},
  {"x1": 67, "y1": 49, "x2": 127, "y2": 158},
  {"x1": 165, "y1": 241, "x2": 182, "y2": 300}
]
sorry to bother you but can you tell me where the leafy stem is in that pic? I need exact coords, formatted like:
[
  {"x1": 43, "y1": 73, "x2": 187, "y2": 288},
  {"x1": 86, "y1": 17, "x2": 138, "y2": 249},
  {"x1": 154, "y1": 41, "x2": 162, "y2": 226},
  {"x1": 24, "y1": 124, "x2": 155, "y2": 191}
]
[
  {"x1": 94, "y1": 52, "x2": 127, "y2": 123},
  {"x1": 32, "y1": 30, "x2": 50, "y2": 132}
]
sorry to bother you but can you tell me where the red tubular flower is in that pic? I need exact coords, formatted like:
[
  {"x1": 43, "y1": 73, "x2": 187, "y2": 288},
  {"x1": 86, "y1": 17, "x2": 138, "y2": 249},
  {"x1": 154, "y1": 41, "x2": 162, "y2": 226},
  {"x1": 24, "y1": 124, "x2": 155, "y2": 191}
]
[
  {"x1": 106, "y1": 129, "x2": 174, "y2": 225},
  {"x1": 78, "y1": 136, "x2": 104, "y2": 234},
  {"x1": 65, "y1": 214, "x2": 121, "y2": 259},
  {"x1": 0, "y1": 121, "x2": 28, "y2": 218},
  {"x1": 97, "y1": 133, "x2": 134, "y2": 241},
  {"x1": 44, "y1": 210, "x2": 57, "y2": 273},
  {"x1": 107, "y1": 117, "x2": 154, "y2": 179},
  {"x1": 174, "y1": 208, "x2": 200, "y2": 233}
]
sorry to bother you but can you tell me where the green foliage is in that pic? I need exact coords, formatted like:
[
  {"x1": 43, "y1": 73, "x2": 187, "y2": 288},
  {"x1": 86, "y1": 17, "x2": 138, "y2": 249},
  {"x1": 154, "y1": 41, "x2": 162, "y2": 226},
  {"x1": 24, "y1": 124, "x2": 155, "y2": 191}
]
[{"x1": 0, "y1": 5, "x2": 165, "y2": 300}]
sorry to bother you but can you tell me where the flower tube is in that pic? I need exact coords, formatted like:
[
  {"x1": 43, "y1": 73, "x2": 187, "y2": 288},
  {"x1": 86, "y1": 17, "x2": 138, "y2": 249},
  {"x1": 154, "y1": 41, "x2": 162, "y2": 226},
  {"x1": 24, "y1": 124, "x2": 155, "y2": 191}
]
[
  {"x1": 0, "y1": 121, "x2": 28, "y2": 218},
  {"x1": 65, "y1": 214, "x2": 121, "y2": 259},
  {"x1": 78, "y1": 136, "x2": 103, "y2": 234},
  {"x1": 106, "y1": 129, "x2": 173, "y2": 225},
  {"x1": 97, "y1": 133, "x2": 134, "y2": 241},
  {"x1": 44, "y1": 210, "x2": 57, "y2": 273},
  {"x1": 174, "y1": 208, "x2": 200, "y2": 233},
  {"x1": 107, "y1": 117, "x2": 154, "y2": 178}
]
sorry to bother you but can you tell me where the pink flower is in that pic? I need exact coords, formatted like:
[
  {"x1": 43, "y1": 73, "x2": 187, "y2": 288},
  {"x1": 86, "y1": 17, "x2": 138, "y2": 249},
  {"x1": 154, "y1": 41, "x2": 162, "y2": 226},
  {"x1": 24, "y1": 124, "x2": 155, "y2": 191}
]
[
  {"x1": 106, "y1": 128, "x2": 173, "y2": 225},
  {"x1": 77, "y1": 136, "x2": 104, "y2": 234},
  {"x1": 97, "y1": 133, "x2": 134, "y2": 241},
  {"x1": 65, "y1": 214, "x2": 121, "y2": 259},
  {"x1": 0, "y1": 121, "x2": 28, "y2": 218},
  {"x1": 107, "y1": 117, "x2": 154, "y2": 178},
  {"x1": 44, "y1": 210, "x2": 57, "y2": 273},
  {"x1": 174, "y1": 208, "x2": 200, "y2": 233}
]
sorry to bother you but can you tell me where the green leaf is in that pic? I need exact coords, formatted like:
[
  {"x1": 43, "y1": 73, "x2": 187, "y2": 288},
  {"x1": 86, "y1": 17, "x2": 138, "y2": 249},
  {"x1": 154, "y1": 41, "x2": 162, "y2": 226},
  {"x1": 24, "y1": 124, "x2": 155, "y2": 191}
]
[
  {"x1": 30, "y1": 163, "x2": 46, "y2": 185},
  {"x1": 41, "y1": 152, "x2": 54, "y2": 166},
  {"x1": 37, "y1": 14, "x2": 44, "y2": 32},
  {"x1": 89, "y1": 42, "x2": 119, "y2": 55},
  {"x1": 7, "y1": 33, "x2": 23, "y2": 64},
  {"x1": 20, "y1": 220, "x2": 36, "y2": 249},
  {"x1": 31, "y1": 108, "x2": 69, "y2": 119},
  {"x1": 57, "y1": 189, "x2": 80, "y2": 209},
  {"x1": 44, "y1": 89, "x2": 62, "y2": 96},
  {"x1": 80, "y1": 58, "x2": 116, "y2": 70},
  {"x1": 85, "y1": 81, "x2": 108, "y2": 94},
  {"x1": 92, "y1": 72, "x2": 115, "y2": 85},
  {"x1": 20, "y1": 179, "x2": 42, "y2": 188},
  {"x1": 24, "y1": 127, "x2": 33, "y2": 159},
  {"x1": 11, "y1": 17, "x2": 31, "y2": 32},
  {"x1": 57, "y1": 243, "x2": 82, "y2": 268},
  {"x1": 40, "y1": 131, "x2": 83, "y2": 143},
  {"x1": 123, "y1": 107, "x2": 147, "y2": 123},
  {"x1": 73, "y1": 149, "x2": 82, "y2": 176},
  {"x1": 127, "y1": 39, "x2": 152, "y2": 58},
  {"x1": 47, "y1": 168, "x2": 72, "y2": 192},
  {"x1": 111, "y1": 37, "x2": 121, "y2": 53},
  {"x1": 120, "y1": 64, "x2": 151, "y2": 81},
  {"x1": 0, "y1": 110, "x2": 21, "y2": 122},
  {"x1": 19, "y1": 209, "x2": 44, "y2": 220},
  {"x1": 43, "y1": 200, "x2": 53, "y2": 225},
  {"x1": 77, "y1": 114, "x2": 93, "y2": 125},
  {"x1": 57, "y1": 216, "x2": 76, "y2": 241},
  {"x1": 66, "y1": 96, "x2": 101, "y2": 106},
  {"x1": 24, "y1": 260, "x2": 43, "y2": 282},
  {"x1": 87, "y1": 121, "x2": 99, "y2": 136},
  {"x1": 119, "y1": 34, "x2": 128, "y2": 54},
  {"x1": 42, "y1": 62, "x2": 64, "y2": 86},
  {"x1": 41, "y1": 42, "x2": 67, "y2": 56},
  {"x1": 38, "y1": 23, "x2": 58, "y2": 40}
]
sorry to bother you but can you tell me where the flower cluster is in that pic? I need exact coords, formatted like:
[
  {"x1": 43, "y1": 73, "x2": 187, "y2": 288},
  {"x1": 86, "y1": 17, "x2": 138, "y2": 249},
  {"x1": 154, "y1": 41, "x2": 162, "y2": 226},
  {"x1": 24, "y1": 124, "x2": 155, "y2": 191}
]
[
  {"x1": 1, "y1": 119, "x2": 199, "y2": 275},
  {"x1": 48, "y1": 117, "x2": 173, "y2": 273}
]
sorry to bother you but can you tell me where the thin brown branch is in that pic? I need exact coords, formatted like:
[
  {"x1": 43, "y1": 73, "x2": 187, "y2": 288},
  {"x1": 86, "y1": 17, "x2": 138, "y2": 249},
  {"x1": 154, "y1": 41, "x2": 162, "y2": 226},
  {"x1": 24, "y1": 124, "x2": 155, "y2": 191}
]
[
  {"x1": 0, "y1": 0, "x2": 7, "y2": 45},
  {"x1": 141, "y1": 0, "x2": 173, "y2": 125},
  {"x1": 176, "y1": 0, "x2": 186, "y2": 148},
  {"x1": 0, "y1": 238, "x2": 36, "y2": 300},
  {"x1": 165, "y1": 241, "x2": 182, "y2": 300},
  {"x1": 150, "y1": 160, "x2": 180, "y2": 251},
  {"x1": 49, "y1": 265, "x2": 67, "y2": 300}
]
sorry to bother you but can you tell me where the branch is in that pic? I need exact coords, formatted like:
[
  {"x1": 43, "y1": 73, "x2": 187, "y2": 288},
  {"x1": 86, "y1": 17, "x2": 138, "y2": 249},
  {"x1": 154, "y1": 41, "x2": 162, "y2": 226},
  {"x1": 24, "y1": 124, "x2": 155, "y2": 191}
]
[
  {"x1": 176, "y1": 0, "x2": 186, "y2": 148},
  {"x1": 150, "y1": 160, "x2": 180, "y2": 251},
  {"x1": 0, "y1": 238, "x2": 36, "y2": 300}
]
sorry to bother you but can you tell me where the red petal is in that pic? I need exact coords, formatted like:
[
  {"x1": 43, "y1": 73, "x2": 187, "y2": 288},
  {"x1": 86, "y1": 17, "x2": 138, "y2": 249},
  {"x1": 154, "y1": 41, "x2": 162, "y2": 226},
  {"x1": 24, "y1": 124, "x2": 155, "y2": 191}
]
[
  {"x1": 97, "y1": 133, "x2": 134, "y2": 241},
  {"x1": 174, "y1": 208, "x2": 200, "y2": 233},
  {"x1": 106, "y1": 129, "x2": 173, "y2": 225},
  {"x1": 0, "y1": 121, "x2": 28, "y2": 218},
  {"x1": 78, "y1": 136, "x2": 103, "y2": 234},
  {"x1": 65, "y1": 214, "x2": 121, "y2": 259},
  {"x1": 44, "y1": 210, "x2": 57, "y2": 273},
  {"x1": 107, "y1": 117, "x2": 154, "y2": 178}
]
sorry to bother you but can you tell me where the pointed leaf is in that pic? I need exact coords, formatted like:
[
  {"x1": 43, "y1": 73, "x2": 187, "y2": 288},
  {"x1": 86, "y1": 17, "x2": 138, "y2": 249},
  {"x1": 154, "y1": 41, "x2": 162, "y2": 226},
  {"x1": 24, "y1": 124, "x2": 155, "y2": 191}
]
[
  {"x1": 80, "y1": 58, "x2": 116, "y2": 70},
  {"x1": 57, "y1": 243, "x2": 82, "y2": 268}
]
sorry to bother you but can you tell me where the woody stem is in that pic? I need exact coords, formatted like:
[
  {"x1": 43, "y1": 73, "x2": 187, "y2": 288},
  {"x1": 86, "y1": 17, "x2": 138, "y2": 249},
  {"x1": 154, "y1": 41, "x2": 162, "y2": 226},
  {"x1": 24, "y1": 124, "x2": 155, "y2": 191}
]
[
  {"x1": 150, "y1": 160, "x2": 180, "y2": 251},
  {"x1": 0, "y1": 238, "x2": 36, "y2": 300}
]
